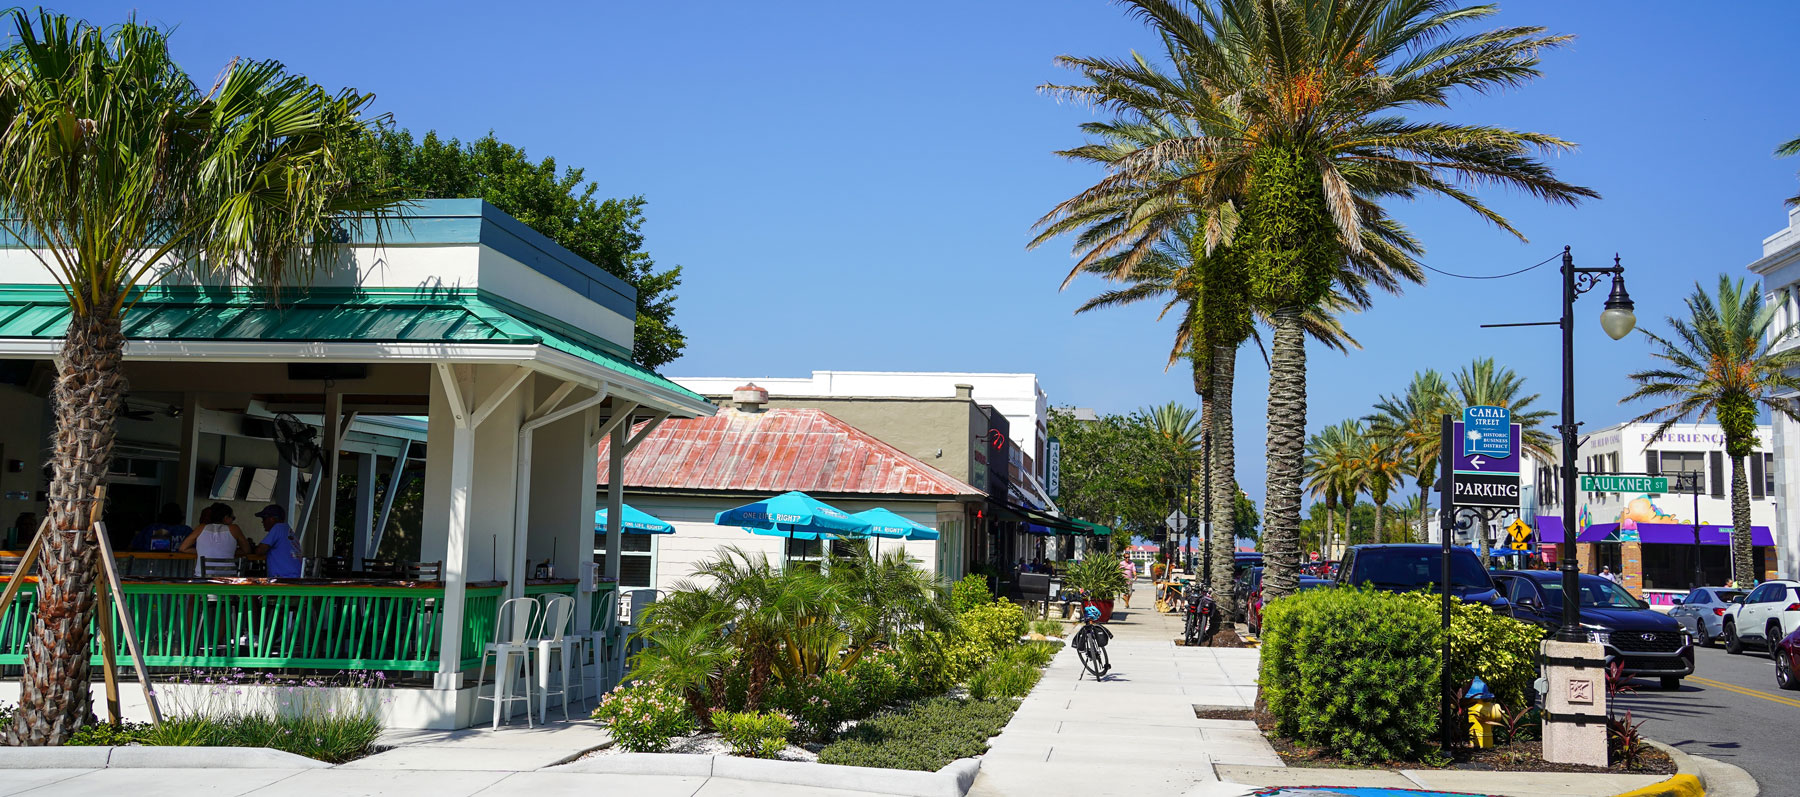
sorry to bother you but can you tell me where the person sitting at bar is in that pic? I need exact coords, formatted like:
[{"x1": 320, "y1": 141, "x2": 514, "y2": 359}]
[
  {"x1": 179, "y1": 504, "x2": 248, "y2": 575},
  {"x1": 251, "y1": 504, "x2": 302, "y2": 579},
  {"x1": 131, "y1": 503, "x2": 193, "y2": 552}
]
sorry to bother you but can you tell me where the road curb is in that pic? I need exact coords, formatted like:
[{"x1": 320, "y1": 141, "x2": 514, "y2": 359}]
[
  {"x1": 0, "y1": 746, "x2": 330, "y2": 769},
  {"x1": 1612, "y1": 774, "x2": 1703, "y2": 797},
  {"x1": 557, "y1": 752, "x2": 981, "y2": 797},
  {"x1": 1645, "y1": 739, "x2": 1759, "y2": 797}
]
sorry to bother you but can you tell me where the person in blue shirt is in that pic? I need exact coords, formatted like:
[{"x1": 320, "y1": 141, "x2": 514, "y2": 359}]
[
  {"x1": 252, "y1": 504, "x2": 302, "y2": 578},
  {"x1": 130, "y1": 503, "x2": 192, "y2": 552}
]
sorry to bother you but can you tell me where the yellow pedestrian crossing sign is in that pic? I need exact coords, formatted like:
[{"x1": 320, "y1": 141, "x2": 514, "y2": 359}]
[{"x1": 1506, "y1": 518, "x2": 1532, "y2": 550}]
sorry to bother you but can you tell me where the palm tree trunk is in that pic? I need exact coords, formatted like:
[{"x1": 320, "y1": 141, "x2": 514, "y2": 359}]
[
  {"x1": 1374, "y1": 502, "x2": 1385, "y2": 545},
  {"x1": 1478, "y1": 520, "x2": 1492, "y2": 569},
  {"x1": 1208, "y1": 346, "x2": 1238, "y2": 618},
  {"x1": 1416, "y1": 484, "x2": 1431, "y2": 543},
  {"x1": 7, "y1": 306, "x2": 126, "y2": 745},
  {"x1": 1730, "y1": 454, "x2": 1754, "y2": 584},
  {"x1": 1324, "y1": 498, "x2": 1336, "y2": 562},
  {"x1": 1261, "y1": 307, "x2": 1305, "y2": 603}
]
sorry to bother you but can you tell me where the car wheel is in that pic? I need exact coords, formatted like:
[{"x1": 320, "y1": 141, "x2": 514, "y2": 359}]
[
  {"x1": 1771, "y1": 623, "x2": 1785, "y2": 661},
  {"x1": 1725, "y1": 621, "x2": 1743, "y2": 654},
  {"x1": 1778, "y1": 652, "x2": 1799, "y2": 691},
  {"x1": 1693, "y1": 622, "x2": 1712, "y2": 647},
  {"x1": 1661, "y1": 676, "x2": 1682, "y2": 691}
]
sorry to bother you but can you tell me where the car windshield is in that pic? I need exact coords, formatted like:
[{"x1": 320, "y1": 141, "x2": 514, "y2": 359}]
[
  {"x1": 1540, "y1": 577, "x2": 1641, "y2": 609},
  {"x1": 1350, "y1": 550, "x2": 1491, "y2": 590}
]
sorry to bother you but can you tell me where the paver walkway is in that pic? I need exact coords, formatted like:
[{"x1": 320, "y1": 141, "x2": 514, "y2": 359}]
[{"x1": 969, "y1": 581, "x2": 1276, "y2": 797}]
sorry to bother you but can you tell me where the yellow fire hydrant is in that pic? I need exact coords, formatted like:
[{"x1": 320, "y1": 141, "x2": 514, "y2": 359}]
[{"x1": 1465, "y1": 678, "x2": 1503, "y2": 749}]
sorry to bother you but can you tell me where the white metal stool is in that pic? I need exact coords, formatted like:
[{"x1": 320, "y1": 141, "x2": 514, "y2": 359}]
[{"x1": 474, "y1": 597, "x2": 541, "y2": 729}]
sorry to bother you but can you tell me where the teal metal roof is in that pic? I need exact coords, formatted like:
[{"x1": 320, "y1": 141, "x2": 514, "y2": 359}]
[{"x1": 0, "y1": 286, "x2": 707, "y2": 406}]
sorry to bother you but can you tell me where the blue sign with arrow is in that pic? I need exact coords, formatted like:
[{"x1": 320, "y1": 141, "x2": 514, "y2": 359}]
[{"x1": 1462, "y1": 405, "x2": 1512, "y2": 458}]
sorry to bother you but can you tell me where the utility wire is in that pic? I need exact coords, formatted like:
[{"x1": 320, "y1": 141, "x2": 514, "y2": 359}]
[{"x1": 1419, "y1": 251, "x2": 1561, "y2": 281}]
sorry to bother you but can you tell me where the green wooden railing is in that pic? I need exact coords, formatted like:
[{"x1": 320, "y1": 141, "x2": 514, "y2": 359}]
[{"x1": 0, "y1": 581, "x2": 506, "y2": 672}]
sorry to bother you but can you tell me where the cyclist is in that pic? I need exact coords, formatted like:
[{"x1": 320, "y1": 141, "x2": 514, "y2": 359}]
[{"x1": 1072, "y1": 604, "x2": 1113, "y2": 680}]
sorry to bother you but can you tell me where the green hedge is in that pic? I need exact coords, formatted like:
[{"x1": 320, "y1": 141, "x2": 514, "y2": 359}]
[
  {"x1": 1260, "y1": 586, "x2": 1440, "y2": 762},
  {"x1": 1401, "y1": 592, "x2": 1545, "y2": 710},
  {"x1": 817, "y1": 697, "x2": 1017, "y2": 771}
]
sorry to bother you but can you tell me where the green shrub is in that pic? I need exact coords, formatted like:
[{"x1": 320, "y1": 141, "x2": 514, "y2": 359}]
[
  {"x1": 1260, "y1": 586, "x2": 1441, "y2": 762},
  {"x1": 818, "y1": 697, "x2": 1017, "y2": 771},
  {"x1": 844, "y1": 653, "x2": 906, "y2": 716},
  {"x1": 1030, "y1": 619, "x2": 1065, "y2": 638},
  {"x1": 711, "y1": 709, "x2": 794, "y2": 759},
  {"x1": 968, "y1": 661, "x2": 1041, "y2": 701},
  {"x1": 950, "y1": 575, "x2": 993, "y2": 614},
  {"x1": 944, "y1": 601, "x2": 1028, "y2": 682},
  {"x1": 1003, "y1": 641, "x2": 1057, "y2": 669},
  {"x1": 769, "y1": 671, "x2": 859, "y2": 742},
  {"x1": 66, "y1": 721, "x2": 152, "y2": 746},
  {"x1": 592, "y1": 684, "x2": 696, "y2": 752},
  {"x1": 1400, "y1": 592, "x2": 1545, "y2": 710}
]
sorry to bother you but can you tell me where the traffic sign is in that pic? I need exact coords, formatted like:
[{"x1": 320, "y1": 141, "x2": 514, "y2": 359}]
[
  {"x1": 1509, "y1": 539, "x2": 1530, "y2": 551},
  {"x1": 1463, "y1": 406, "x2": 1512, "y2": 458},
  {"x1": 1580, "y1": 474, "x2": 1668, "y2": 493},
  {"x1": 1165, "y1": 509, "x2": 1189, "y2": 534},
  {"x1": 1506, "y1": 518, "x2": 1533, "y2": 543}
]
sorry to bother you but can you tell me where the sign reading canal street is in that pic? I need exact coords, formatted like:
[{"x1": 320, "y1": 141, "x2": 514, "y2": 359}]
[
  {"x1": 1447, "y1": 417, "x2": 1522, "y2": 509},
  {"x1": 1462, "y1": 405, "x2": 1512, "y2": 458}
]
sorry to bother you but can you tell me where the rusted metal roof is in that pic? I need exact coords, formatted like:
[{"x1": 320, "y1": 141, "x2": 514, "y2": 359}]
[{"x1": 598, "y1": 407, "x2": 982, "y2": 498}]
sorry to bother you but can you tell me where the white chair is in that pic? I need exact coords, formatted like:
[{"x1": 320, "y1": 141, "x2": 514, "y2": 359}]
[
  {"x1": 474, "y1": 597, "x2": 541, "y2": 729},
  {"x1": 535, "y1": 594, "x2": 577, "y2": 723}
]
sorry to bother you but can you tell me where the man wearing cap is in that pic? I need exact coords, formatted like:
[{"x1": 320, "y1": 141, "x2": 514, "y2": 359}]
[{"x1": 252, "y1": 504, "x2": 302, "y2": 579}]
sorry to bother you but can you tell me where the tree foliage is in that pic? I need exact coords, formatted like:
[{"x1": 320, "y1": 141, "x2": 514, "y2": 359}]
[
  {"x1": 346, "y1": 129, "x2": 685, "y2": 367},
  {"x1": 1048, "y1": 407, "x2": 1178, "y2": 539}
]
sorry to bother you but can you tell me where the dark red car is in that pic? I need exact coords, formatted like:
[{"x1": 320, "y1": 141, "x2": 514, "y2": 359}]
[{"x1": 1778, "y1": 627, "x2": 1800, "y2": 691}]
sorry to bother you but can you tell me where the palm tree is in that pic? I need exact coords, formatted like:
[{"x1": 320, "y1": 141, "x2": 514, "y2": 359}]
[
  {"x1": 1779, "y1": 134, "x2": 1800, "y2": 208},
  {"x1": 1622, "y1": 276, "x2": 1800, "y2": 585},
  {"x1": 0, "y1": 10, "x2": 398, "y2": 744},
  {"x1": 1043, "y1": 0, "x2": 1595, "y2": 603},
  {"x1": 1451, "y1": 357, "x2": 1554, "y2": 564},
  {"x1": 1349, "y1": 425, "x2": 1406, "y2": 546},
  {"x1": 1368, "y1": 371, "x2": 1454, "y2": 542},
  {"x1": 1303, "y1": 420, "x2": 1359, "y2": 557}
]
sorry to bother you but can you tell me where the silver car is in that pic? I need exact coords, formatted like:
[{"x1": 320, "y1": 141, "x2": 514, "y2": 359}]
[{"x1": 1668, "y1": 587, "x2": 1748, "y2": 647}]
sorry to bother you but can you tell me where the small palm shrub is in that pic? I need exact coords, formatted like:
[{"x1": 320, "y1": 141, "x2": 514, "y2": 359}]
[
  {"x1": 1260, "y1": 586, "x2": 1440, "y2": 762},
  {"x1": 1007, "y1": 640, "x2": 1058, "y2": 668},
  {"x1": 592, "y1": 684, "x2": 696, "y2": 752},
  {"x1": 712, "y1": 709, "x2": 794, "y2": 759},
  {"x1": 968, "y1": 660, "x2": 1041, "y2": 701},
  {"x1": 1030, "y1": 619, "x2": 1065, "y2": 638}
]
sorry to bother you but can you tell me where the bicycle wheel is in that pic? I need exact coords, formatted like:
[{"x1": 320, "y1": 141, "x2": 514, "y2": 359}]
[{"x1": 1079, "y1": 643, "x2": 1107, "y2": 679}]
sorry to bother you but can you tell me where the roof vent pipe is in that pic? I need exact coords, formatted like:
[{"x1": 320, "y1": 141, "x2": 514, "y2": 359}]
[{"x1": 733, "y1": 383, "x2": 769, "y2": 411}]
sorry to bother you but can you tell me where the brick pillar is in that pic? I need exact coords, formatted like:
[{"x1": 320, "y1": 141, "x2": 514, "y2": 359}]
[
  {"x1": 1577, "y1": 543, "x2": 1595, "y2": 575},
  {"x1": 1620, "y1": 541, "x2": 1643, "y2": 597}
]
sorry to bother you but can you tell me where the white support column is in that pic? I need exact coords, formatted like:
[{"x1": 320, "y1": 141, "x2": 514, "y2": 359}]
[
  {"x1": 175, "y1": 393, "x2": 201, "y2": 526},
  {"x1": 317, "y1": 390, "x2": 345, "y2": 558},
  {"x1": 352, "y1": 453, "x2": 376, "y2": 565},
  {"x1": 512, "y1": 385, "x2": 607, "y2": 601},
  {"x1": 434, "y1": 364, "x2": 476, "y2": 689},
  {"x1": 605, "y1": 415, "x2": 628, "y2": 582}
]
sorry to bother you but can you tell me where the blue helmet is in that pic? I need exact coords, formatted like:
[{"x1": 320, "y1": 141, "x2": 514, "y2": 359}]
[{"x1": 1083, "y1": 605, "x2": 1101, "y2": 621}]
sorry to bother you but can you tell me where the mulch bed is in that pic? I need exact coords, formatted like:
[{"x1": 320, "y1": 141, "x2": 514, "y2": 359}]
[{"x1": 1193, "y1": 706, "x2": 1675, "y2": 776}]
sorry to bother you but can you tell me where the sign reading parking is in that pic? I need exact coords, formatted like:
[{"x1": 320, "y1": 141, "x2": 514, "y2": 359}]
[{"x1": 1463, "y1": 405, "x2": 1512, "y2": 458}]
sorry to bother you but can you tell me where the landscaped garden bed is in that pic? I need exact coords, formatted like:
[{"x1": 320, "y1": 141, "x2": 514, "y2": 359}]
[{"x1": 588, "y1": 545, "x2": 1059, "y2": 769}]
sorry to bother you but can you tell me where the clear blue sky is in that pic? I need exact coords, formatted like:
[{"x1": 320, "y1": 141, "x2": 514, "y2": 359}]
[{"x1": 65, "y1": 1, "x2": 1800, "y2": 510}]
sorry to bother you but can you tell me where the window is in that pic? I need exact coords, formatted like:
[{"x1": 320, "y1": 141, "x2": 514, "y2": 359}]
[
  {"x1": 1660, "y1": 452, "x2": 1704, "y2": 493},
  {"x1": 1765, "y1": 453, "x2": 1777, "y2": 497},
  {"x1": 594, "y1": 533, "x2": 657, "y2": 589}
]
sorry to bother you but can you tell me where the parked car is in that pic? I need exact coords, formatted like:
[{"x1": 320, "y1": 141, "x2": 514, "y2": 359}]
[
  {"x1": 1232, "y1": 566, "x2": 1263, "y2": 622},
  {"x1": 1246, "y1": 576, "x2": 1332, "y2": 635},
  {"x1": 1335, "y1": 544, "x2": 1509, "y2": 611},
  {"x1": 1491, "y1": 570, "x2": 1693, "y2": 689},
  {"x1": 1665, "y1": 587, "x2": 1747, "y2": 647},
  {"x1": 1777, "y1": 628, "x2": 1800, "y2": 691},
  {"x1": 1722, "y1": 579, "x2": 1800, "y2": 658}
]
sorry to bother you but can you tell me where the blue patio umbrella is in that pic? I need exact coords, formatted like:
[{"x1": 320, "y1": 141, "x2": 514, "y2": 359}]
[
  {"x1": 851, "y1": 508, "x2": 939, "y2": 556},
  {"x1": 594, "y1": 505, "x2": 675, "y2": 535},
  {"x1": 715, "y1": 491, "x2": 873, "y2": 561}
]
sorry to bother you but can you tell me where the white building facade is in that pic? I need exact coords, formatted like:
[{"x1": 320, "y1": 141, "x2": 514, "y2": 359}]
[{"x1": 1751, "y1": 205, "x2": 1800, "y2": 580}]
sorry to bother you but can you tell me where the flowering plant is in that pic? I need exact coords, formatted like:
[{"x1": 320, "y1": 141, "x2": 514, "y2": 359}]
[{"x1": 591, "y1": 684, "x2": 695, "y2": 752}]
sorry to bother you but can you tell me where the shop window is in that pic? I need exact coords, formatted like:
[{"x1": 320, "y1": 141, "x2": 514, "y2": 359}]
[
  {"x1": 1659, "y1": 452, "x2": 1704, "y2": 493},
  {"x1": 1765, "y1": 453, "x2": 1777, "y2": 497},
  {"x1": 594, "y1": 533, "x2": 656, "y2": 589}
]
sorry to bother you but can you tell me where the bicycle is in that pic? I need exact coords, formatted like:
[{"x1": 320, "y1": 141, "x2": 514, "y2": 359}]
[
  {"x1": 1182, "y1": 582, "x2": 1219, "y2": 647},
  {"x1": 1072, "y1": 603, "x2": 1112, "y2": 680}
]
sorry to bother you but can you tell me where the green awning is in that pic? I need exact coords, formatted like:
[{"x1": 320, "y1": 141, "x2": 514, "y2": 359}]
[
  {"x1": 1065, "y1": 518, "x2": 1113, "y2": 537},
  {"x1": 0, "y1": 285, "x2": 707, "y2": 407}
]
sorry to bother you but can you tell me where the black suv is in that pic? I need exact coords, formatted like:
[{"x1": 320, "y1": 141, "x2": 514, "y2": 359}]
[
  {"x1": 1492, "y1": 570, "x2": 1693, "y2": 689},
  {"x1": 1335, "y1": 544, "x2": 1509, "y2": 611}
]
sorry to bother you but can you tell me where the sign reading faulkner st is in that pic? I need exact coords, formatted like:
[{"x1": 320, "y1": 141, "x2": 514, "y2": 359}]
[{"x1": 1580, "y1": 474, "x2": 1668, "y2": 494}]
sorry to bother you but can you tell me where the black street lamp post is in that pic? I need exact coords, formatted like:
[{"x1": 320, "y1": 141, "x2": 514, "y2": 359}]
[
  {"x1": 1484, "y1": 247, "x2": 1635, "y2": 642},
  {"x1": 1203, "y1": 430, "x2": 1214, "y2": 592}
]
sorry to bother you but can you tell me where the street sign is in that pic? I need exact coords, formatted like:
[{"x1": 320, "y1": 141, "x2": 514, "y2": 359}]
[
  {"x1": 1451, "y1": 423, "x2": 1520, "y2": 476},
  {"x1": 1046, "y1": 437, "x2": 1061, "y2": 498},
  {"x1": 1580, "y1": 474, "x2": 1667, "y2": 493},
  {"x1": 1509, "y1": 539, "x2": 1530, "y2": 551},
  {"x1": 1463, "y1": 406, "x2": 1512, "y2": 458},
  {"x1": 1506, "y1": 518, "x2": 1532, "y2": 543},
  {"x1": 1165, "y1": 509, "x2": 1188, "y2": 534},
  {"x1": 1447, "y1": 421, "x2": 1521, "y2": 509},
  {"x1": 1452, "y1": 473, "x2": 1522, "y2": 508}
]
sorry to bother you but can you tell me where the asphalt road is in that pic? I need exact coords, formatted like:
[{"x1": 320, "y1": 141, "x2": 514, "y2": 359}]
[{"x1": 1613, "y1": 641, "x2": 1798, "y2": 793}]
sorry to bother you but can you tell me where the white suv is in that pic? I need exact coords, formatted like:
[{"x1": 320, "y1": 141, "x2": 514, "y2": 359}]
[{"x1": 1723, "y1": 579, "x2": 1800, "y2": 659}]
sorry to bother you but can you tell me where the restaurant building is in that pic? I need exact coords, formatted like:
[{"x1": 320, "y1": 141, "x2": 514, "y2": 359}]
[
  {"x1": 1535, "y1": 420, "x2": 1779, "y2": 604},
  {"x1": 1750, "y1": 205, "x2": 1800, "y2": 581},
  {"x1": 0, "y1": 199, "x2": 714, "y2": 727}
]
